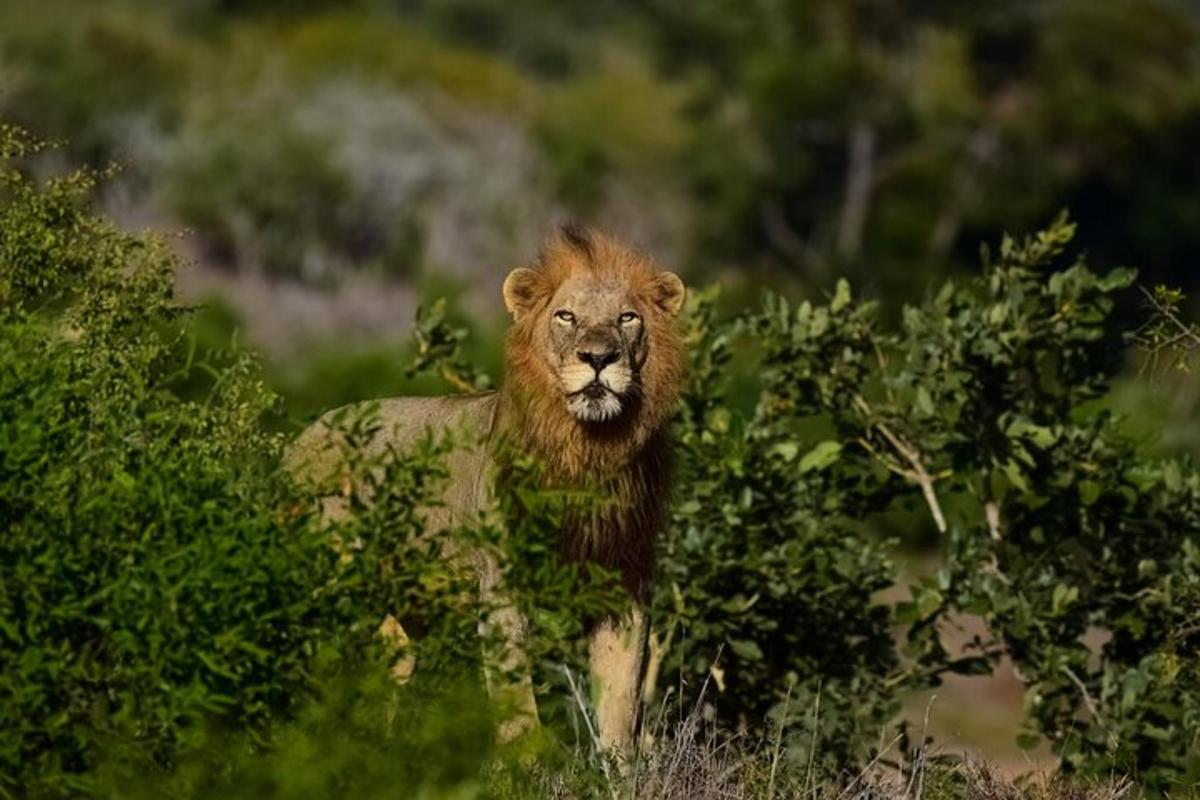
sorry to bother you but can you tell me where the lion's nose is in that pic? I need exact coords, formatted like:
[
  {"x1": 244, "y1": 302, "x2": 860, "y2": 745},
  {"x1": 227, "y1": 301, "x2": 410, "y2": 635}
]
[{"x1": 577, "y1": 347, "x2": 620, "y2": 371}]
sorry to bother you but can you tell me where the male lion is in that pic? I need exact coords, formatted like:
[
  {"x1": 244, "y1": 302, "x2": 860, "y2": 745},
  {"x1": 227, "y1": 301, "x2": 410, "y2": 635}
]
[{"x1": 285, "y1": 225, "x2": 685, "y2": 752}]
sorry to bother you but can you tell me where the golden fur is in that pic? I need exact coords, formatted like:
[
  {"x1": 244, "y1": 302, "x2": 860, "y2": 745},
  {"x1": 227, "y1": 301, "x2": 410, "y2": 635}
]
[{"x1": 497, "y1": 227, "x2": 685, "y2": 597}]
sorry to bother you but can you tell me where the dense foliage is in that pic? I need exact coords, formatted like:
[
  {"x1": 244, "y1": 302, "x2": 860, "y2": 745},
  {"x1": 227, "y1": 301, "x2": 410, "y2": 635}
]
[
  {"x1": 0, "y1": 125, "x2": 330, "y2": 792},
  {"x1": 655, "y1": 284, "x2": 899, "y2": 768},
  {"x1": 3, "y1": 124, "x2": 1199, "y2": 796},
  {"x1": 656, "y1": 217, "x2": 1200, "y2": 791}
]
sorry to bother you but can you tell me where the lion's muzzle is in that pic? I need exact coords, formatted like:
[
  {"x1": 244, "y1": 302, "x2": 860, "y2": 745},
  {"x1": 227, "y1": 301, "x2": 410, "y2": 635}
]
[{"x1": 561, "y1": 348, "x2": 633, "y2": 422}]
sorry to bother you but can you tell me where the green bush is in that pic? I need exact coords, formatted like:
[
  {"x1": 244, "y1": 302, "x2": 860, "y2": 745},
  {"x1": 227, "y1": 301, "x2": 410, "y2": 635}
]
[
  {"x1": 653, "y1": 285, "x2": 900, "y2": 770},
  {"x1": 0, "y1": 124, "x2": 504, "y2": 796},
  {"x1": 654, "y1": 216, "x2": 1200, "y2": 791},
  {"x1": 1, "y1": 125, "x2": 299, "y2": 791}
]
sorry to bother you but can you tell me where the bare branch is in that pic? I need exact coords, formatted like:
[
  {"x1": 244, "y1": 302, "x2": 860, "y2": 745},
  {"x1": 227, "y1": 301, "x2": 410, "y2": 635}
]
[
  {"x1": 1061, "y1": 664, "x2": 1107, "y2": 729},
  {"x1": 855, "y1": 395, "x2": 948, "y2": 534},
  {"x1": 1136, "y1": 284, "x2": 1200, "y2": 373},
  {"x1": 1141, "y1": 285, "x2": 1200, "y2": 347},
  {"x1": 837, "y1": 122, "x2": 877, "y2": 261}
]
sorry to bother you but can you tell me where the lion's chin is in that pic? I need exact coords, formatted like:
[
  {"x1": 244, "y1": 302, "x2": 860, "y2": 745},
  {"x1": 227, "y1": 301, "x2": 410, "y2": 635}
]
[{"x1": 567, "y1": 390, "x2": 623, "y2": 423}]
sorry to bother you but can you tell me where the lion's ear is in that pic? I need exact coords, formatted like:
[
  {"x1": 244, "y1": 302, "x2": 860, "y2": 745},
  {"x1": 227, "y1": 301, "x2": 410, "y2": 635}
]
[
  {"x1": 652, "y1": 271, "x2": 686, "y2": 316},
  {"x1": 502, "y1": 267, "x2": 541, "y2": 320}
]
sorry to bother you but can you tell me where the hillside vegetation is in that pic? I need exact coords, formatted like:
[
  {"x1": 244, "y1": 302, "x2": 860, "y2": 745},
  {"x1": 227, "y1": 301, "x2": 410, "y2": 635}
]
[{"x1": 4, "y1": 0, "x2": 1200, "y2": 302}]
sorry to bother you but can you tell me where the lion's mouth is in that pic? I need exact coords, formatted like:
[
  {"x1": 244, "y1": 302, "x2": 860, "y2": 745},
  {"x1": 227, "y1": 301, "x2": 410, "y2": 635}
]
[
  {"x1": 567, "y1": 381, "x2": 623, "y2": 422},
  {"x1": 581, "y1": 382, "x2": 610, "y2": 399}
]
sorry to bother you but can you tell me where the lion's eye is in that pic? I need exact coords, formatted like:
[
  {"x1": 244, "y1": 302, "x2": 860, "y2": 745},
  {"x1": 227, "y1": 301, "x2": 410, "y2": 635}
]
[
  {"x1": 554, "y1": 310, "x2": 575, "y2": 324},
  {"x1": 618, "y1": 311, "x2": 640, "y2": 324}
]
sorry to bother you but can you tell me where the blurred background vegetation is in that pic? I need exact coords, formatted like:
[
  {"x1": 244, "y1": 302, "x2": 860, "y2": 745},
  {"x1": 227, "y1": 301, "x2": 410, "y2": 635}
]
[
  {"x1": 5, "y1": 0, "x2": 1200, "y2": 377},
  {"x1": 4, "y1": 0, "x2": 1200, "y2": 778}
]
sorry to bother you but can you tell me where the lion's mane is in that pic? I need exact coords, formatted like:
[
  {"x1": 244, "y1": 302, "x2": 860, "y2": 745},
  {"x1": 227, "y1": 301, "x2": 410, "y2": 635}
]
[{"x1": 497, "y1": 227, "x2": 685, "y2": 596}]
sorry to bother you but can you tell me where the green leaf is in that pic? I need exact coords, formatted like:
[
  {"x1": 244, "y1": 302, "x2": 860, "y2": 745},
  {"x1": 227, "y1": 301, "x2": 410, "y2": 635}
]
[
  {"x1": 770, "y1": 441, "x2": 800, "y2": 462},
  {"x1": 1016, "y1": 732, "x2": 1042, "y2": 751},
  {"x1": 1051, "y1": 583, "x2": 1078, "y2": 615},
  {"x1": 946, "y1": 655, "x2": 992, "y2": 676},
  {"x1": 1006, "y1": 418, "x2": 1058, "y2": 449},
  {"x1": 798, "y1": 441, "x2": 843, "y2": 473},
  {"x1": 1098, "y1": 266, "x2": 1136, "y2": 291},
  {"x1": 831, "y1": 279, "x2": 852, "y2": 312},
  {"x1": 915, "y1": 386, "x2": 934, "y2": 418},
  {"x1": 914, "y1": 586, "x2": 943, "y2": 620},
  {"x1": 707, "y1": 407, "x2": 732, "y2": 434},
  {"x1": 1001, "y1": 460, "x2": 1029, "y2": 492},
  {"x1": 729, "y1": 639, "x2": 764, "y2": 661},
  {"x1": 895, "y1": 601, "x2": 919, "y2": 624}
]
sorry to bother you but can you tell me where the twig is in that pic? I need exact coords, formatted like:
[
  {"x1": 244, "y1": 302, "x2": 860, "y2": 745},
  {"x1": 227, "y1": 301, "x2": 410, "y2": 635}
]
[
  {"x1": 875, "y1": 422, "x2": 947, "y2": 535},
  {"x1": 854, "y1": 394, "x2": 948, "y2": 534},
  {"x1": 1140, "y1": 285, "x2": 1200, "y2": 350},
  {"x1": 1136, "y1": 285, "x2": 1200, "y2": 377},
  {"x1": 660, "y1": 646, "x2": 723, "y2": 793},
  {"x1": 835, "y1": 733, "x2": 904, "y2": 800},
  {"x1": 561, "y1": 665, "x2": 620, "y2": 800},
  {"x1": 883, "y1": 646, "x2": 1006, "y2": 691},
  {"x1": 905, "y1": 695, "x2": 936, "y2": 800},
  {"x1": 803, "y1": 681, "x2": 822, "y2": 800},
  {"x1": 440, "y1": 364, "x2": 479, "y2": 394},
  {"x1": 766, "y1": 678, "x2": 794, "y2": 800},
  {"x1": 855, "y1": 435, "x2": 911, "y2": 479},
  {"x1": 869, "y1": 335, "x2": 899, "y2": 406},
  {"x1": 1061, "y1": 664, "x2": 1107, "y2": 729}
]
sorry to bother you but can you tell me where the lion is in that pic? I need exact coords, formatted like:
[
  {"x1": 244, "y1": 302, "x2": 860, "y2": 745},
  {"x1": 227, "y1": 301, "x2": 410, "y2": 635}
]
[{"x1": 285, "y1": 225, "x2": 685, "y2": 752}]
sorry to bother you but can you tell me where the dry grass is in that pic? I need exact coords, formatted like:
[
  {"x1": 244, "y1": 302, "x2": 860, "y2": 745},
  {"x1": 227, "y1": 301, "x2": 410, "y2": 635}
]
[
  {"x1": 530, "y1": 670, "x2": 1141, "y2": 800},
  {"x1": 613, "y1": 739, "x2": 1132, "y2": 800}
]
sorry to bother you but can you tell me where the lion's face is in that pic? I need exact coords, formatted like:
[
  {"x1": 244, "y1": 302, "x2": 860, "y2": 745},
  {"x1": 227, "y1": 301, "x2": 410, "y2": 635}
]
[
  {"x1": 546, "y1": 275, "x2": 647, "y2": 422},
  {"x1": 502, "y1": 227, "x2": 685, "y2": 426}
]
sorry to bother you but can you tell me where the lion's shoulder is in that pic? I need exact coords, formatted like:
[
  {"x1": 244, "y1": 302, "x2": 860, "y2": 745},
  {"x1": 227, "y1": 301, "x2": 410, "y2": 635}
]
[{"x1": 284, "y1": 392, "x2": 500, "y2": 491}]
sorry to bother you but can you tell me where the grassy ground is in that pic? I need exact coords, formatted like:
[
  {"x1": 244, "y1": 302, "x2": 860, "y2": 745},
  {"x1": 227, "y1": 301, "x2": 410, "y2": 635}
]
[{"x1": 508, "y1": 697, "x2": 1132, "y2": 800}]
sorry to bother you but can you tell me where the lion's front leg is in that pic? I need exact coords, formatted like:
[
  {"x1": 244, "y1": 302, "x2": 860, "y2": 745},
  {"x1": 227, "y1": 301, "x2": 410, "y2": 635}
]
[
  {"x1": 477, "y1": 553, "x2": 540, "y2": 743},
  {"x1": 589, "y1": 605, "x2": 649, "y2": 754}
]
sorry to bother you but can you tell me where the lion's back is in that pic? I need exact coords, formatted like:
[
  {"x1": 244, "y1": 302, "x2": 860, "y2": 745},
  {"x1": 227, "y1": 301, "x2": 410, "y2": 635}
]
[{"x1": 285, "y1": 392, "x2": 501, "y2": 528}]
